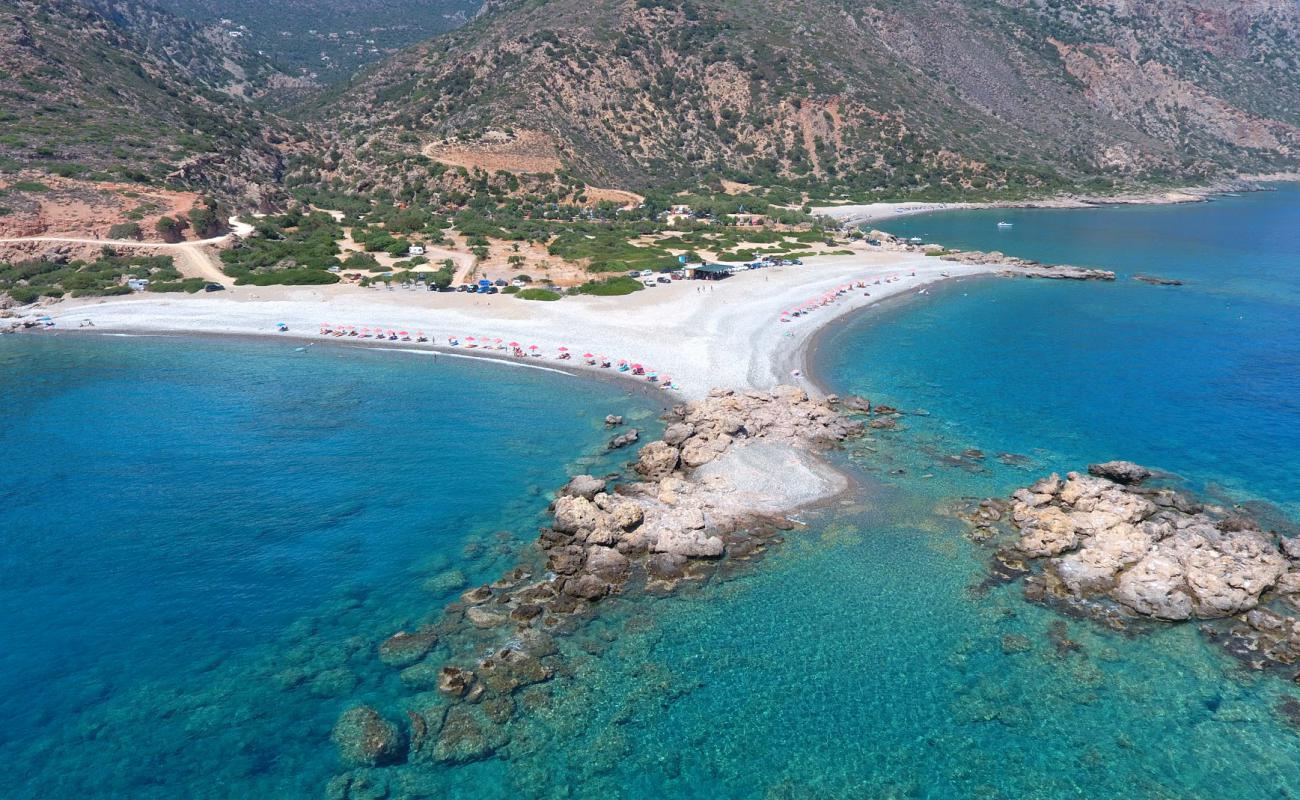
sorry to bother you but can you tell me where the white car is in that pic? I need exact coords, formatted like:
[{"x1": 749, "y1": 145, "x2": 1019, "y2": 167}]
[{"x1": 643, "y1": 279, "x2": 656, "y2": 287}]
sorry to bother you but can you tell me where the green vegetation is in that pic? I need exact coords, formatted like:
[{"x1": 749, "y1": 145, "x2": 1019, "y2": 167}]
[
  {"x1": 515, "y1": 288, "x2": 562, "y2": 301},
  {"x1": 574, "y1": 276, "x2": 644, "y2": 296},
  {"x1": 11, "y1": 181, "x2": 49, "y2": 192},
  {"x1": 547, "y1": 230, "x2": 678, "y2": 273},
  {"x1": 107, "y1": 222, "x2": 142, "y2": 240},
  {"x1": 0, "y1": 251, "x2": 179, "y2": 303},
  {"x1": 219, "y1": 209, "x2": 344, "y2": 285},
  {"x1": 148, "y1": 277, "x2": 208, "y2": 293}
]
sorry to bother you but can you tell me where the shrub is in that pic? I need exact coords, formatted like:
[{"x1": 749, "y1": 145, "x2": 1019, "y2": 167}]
[
  {"x1": 515, "y1": 288, "x2": 561, "y2": 301},
  {"x1": 234, "y1": 269, "x2": 340, "y2": 286},
  {"x1": 107, "y1": 222, "x2": 142, "y2": 240},
  {"x1": 502, "y1": 285, "x2": 520, "y2": 294},
  {"x1": 574, "y1": 276, "x2": 643, "y2": 296},
  {"x1": 11, "y1": 181, "x2": 49, "y2": 192}
]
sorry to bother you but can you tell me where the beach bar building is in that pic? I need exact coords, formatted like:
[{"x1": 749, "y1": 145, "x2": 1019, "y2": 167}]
[{"x1": 688, "y1": 263, "x2": 733, "y2": 281}]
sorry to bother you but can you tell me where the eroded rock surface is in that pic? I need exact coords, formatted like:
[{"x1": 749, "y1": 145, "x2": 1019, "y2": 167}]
[{"x1": 987, "y1": 468, "x2": 1290, "y2": 621}]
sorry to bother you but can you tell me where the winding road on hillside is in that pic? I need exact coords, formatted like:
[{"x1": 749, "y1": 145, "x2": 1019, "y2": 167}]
[{"x1": 0, "y1": 217, "x2": 256, "y2": 285}]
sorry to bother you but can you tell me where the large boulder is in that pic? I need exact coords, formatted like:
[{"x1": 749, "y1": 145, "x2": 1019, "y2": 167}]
[
  {"x1": 610, "y1": 501, "x2": 644, "y2": 530},
  {"x1": 635, "y1": 441, "x2": 680, "y2": 479},
  {"x1": 662, "y1": 422, "x2": 695, "y2": 447},
  {"x1": 1014, "y1": 505, "x2": 1078, "y2": 557},
  {"x1": 561, "y1": 475, "x2": 606, "y2": 500},
  {"x1": 562, "y1": 573, "x2": 610, "y2": 600},
  {"x1": 1088, "y1": 461, "x2": 1152, "y2": 485},
  {"x1": 552, "y1": 495, "x2": 603, "y2": 534},
  {"x1": 652, "y1": 528, "x2": 725, "y2": 558},
  {"x1": 585, "y1": 546, "x2": 630, "y2": 581},
  {"x1": 1089, "y1": 521, "x2": 1287, "y2": 620},
  {"x1": 331, "y1": 706, "x2": 404, "y2": 766}
]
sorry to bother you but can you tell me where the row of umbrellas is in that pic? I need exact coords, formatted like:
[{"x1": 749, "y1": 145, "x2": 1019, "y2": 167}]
[
  {"x1": 317, "y1": 324, "x2": 673, "y2": 386},
  {"x1": 779, "y1": 279, "x2": 876, "y2": 321}
]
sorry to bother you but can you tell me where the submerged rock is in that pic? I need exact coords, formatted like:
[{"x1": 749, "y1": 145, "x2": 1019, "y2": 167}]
[
  {"x1": 378, "y1": 628, "x2": 437, "y2": 668},
  {"x1": 331, "y1": 706, "x2": 403, "y2": 766}
]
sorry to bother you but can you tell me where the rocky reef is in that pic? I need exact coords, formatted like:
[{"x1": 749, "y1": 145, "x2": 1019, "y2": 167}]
[
  {"x1": 326, "y1": 386, "x2": 865, "y2": 790},
  {"x1": 964, "y1": 461, "x2": 1300, "y2": 677}
]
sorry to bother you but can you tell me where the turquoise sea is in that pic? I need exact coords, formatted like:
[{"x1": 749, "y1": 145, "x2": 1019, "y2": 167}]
[{"x1": 2, "y1": 184, "x2": 1299, "y2": 798}]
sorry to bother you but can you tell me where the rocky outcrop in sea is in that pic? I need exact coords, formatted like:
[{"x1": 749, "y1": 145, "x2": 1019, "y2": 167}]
[
  {"x1": 327, "y1": 386, "x2": 866, "y2": 789},
  {"x1": 963, "y1": 462, "x2": 1300, "y2": 678}
]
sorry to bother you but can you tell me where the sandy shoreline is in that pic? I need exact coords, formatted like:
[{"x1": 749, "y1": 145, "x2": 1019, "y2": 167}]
[
  {"x1": 21, "y1": 249, "x2": 987, "y2": 401},
  {"x1": 10, "y1": 248, "x2": 996, "y2": 517}
]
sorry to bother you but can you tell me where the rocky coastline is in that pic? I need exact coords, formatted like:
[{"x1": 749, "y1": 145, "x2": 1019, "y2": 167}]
[
  {"x1": 961, "y1": 462, "x2": 1300, "y2": 680},
  {"x1": 862, "y1": 230, "x2": 1116, "y2": 281},
  {"x1": 328, "y1": 386, "x2": 870, "y2": 785}
]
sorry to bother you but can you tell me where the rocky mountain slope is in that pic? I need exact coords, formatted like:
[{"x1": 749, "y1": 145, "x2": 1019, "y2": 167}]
[
  {"x1": 152, "y1": 0, "x2": 483, "y2": 82},
  {"x1": 324, "y1": 0, "x2": 1300, "y2": 194},
  {"x1": 0, "y1": 0, "x2": 301, "y2": 202}
]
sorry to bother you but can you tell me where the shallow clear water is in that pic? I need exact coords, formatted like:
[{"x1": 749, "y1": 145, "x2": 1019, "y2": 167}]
[
  {"x1": 5, "y1": 185, "x2": 1300, "y2": 799},
  {"x1": 0, "y1": 335, "x2": 663, "y2": 798}
]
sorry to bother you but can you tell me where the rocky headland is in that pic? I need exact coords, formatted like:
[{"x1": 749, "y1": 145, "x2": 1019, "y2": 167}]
[
  {"x1": 328, "y1": 386, "x2": 867, "y2": 784},
  {"x1": 963, "y1": 462, "x2": 1300, "y2": 678}
]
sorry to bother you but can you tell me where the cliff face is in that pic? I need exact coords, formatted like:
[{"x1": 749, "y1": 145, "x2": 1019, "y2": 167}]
[{"x1": 323, "y1": 0, "x2": 1300, "y2": 192}]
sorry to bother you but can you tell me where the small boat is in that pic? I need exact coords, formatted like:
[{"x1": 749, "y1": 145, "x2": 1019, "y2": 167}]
[{"x1": 997, "y1": 221, "x2": 1013, "y2": 228}]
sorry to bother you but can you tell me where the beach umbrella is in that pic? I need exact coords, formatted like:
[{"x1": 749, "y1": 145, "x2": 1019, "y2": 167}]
[
  {"x1": 558, "y1": 346, "x2": 569, "y2": 352},
  {"x1": 399, "y1": 331, "x2": 408, "y2": 337},
  {"x1": 528, "y1": 344, "x2": 539, "y2": 351},
  {"x1": 466, "y1": 336, "x2": 475, "y2": 342},
  {"x1": 631, "y1": 363, "x2": 643, "y2": 369},
  {"x1": 508, "y1": 341, "x2": 520, "y2": 347},
  {"x1": 582, "y1": 352, "x2": 594, "y2": 358},
  {"x1": 618, "y1": 359, "x2": 628, "y2": 365}
]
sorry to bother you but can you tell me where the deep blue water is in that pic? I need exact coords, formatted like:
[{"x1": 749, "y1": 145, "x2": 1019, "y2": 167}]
[
  {"x1": 4, "y1": 185, "x2": 1300, "y2": 799},
  {"x1": 846, "y1": 183, "x2": 1300, "y2": 512}
]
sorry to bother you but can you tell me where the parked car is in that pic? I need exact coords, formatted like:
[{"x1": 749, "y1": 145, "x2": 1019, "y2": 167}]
[
  {"x1": 639, "y1": 269, "x2": 655, "y2": 277},
  {"x1": 657, "y1": 276, "x2": 671, "y2": 284},
  {"x1": 493, "y1": 279, "x2": 507, "y2": 286},
  {"x1": 643, "y1": 279, "x2": 656, "y2": 287},
  {"x1": 455, "y1": 285, "x2": 468, "y2": 292},
  {"x1": 203, "y1": 282, "x2": 225, "y2": 292},
  {"x1": 792, "y1": 259, "x2": 803, "y2": 265}
]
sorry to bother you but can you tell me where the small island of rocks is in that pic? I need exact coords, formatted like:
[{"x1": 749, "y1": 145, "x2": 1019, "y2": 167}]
[{"x1": 964, "y1": 461, "x2": 1300, "y2": 678}]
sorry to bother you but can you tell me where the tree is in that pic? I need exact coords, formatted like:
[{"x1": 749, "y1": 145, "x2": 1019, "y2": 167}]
[
  {"x1": 155, "y1": 216, "x2": 184, "y2": 243},
  {"x1": 188, "y1": 205, "x2": 222, "y2": 238}
]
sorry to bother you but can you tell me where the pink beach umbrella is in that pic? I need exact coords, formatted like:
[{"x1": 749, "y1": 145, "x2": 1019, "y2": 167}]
[
  {"x1": 528, "y1": 344, "x2": 539, "y2": 351},
  {"x1": 399, "y1": 331, "x2": 409, "y2": 337},
  {"x1": 582, "y1": 352, "x2": 594, "y2": 358},
  {"x1": 508, "y1": 341, "x2": 520, "y2": 347},
  {"x1": 558, "y1": 346, "x2": 569, "y2": 352}
]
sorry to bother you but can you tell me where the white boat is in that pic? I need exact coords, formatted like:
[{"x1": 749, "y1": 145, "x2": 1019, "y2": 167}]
[{"x1": 997, "y1": 221, "x2": 1013, "y2": 228}]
